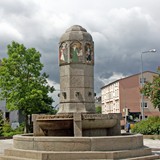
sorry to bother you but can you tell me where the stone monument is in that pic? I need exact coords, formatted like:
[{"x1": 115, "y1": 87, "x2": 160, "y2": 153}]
[
  {"x1": 0, "y1": 25, "x2": 159, "y2": 160},
  {"x1": 32, "y1": 25, "x2": 121, "y2": 137}
]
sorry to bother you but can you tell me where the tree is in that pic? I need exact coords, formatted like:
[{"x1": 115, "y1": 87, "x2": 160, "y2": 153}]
[
  {"x1": 141, "y1": 67, "x2": 160, "y2": 111},
  {"x1": 0, "y1": 41, "x2": 55, "y2": 132}
]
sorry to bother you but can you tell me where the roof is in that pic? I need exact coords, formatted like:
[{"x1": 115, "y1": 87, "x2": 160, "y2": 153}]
[{"x1": 60, "y1": 25, "x2": 93, "y2": 42}]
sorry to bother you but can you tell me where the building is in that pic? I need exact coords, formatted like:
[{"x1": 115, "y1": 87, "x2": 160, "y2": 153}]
[
  {"x1": 101, "y1": 71, "x2": 160, "y2": 125},
  {"x1": 0, "y1": 99, "x2": 24, "y2": 126}
]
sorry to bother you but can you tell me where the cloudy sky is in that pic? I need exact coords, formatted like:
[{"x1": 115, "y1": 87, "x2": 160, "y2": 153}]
[{"x1": 0, "y1": 0, "x2": 160, "y2": 106}]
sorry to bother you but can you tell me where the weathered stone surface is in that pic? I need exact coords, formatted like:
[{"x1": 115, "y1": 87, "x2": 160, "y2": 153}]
[
  {"x1": 60, "y1": 64, "x2": 93, "y2": 76},
  {"x1": 1, "y1": 147, "x2": 159, "y2": 160},
  {"x1": 58, "y1": 103, "x2": 95, "y2": 113},
  {"x1": 12, "y1": 134, "x2": 145, "y2": 151},
  {"x1": 33, "y1": 113, "x2": 121, "y2": 136},
  {"x1": 91, "y1": 135, "x2": 143, "y2": 151},
  {"x1": 60, "y1": 25, "x2": 93, "y2": 42},
  {"x1": 36, "y1": 114, "x2": 73, "y2": 120},
  {"x1": 73, "y1": 113, "x2": 82, "y2": 137}
]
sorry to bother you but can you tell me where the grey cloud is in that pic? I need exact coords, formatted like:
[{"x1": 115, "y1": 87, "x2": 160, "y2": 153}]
[
  {"x1": 0, "y1": 0, "x2": 37, "y2": 17},
  {"x1": 92, "y1": 7, "x2": 160, "y2": 88},
  {"x1": 99, "y1": 72, "x2": 113, "y2": 79},
  {"x1": 94, "y1": 77, "x2": 105, "y2": 94}
]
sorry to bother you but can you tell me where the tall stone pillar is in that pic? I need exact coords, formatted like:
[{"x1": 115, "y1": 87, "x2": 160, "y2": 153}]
[{"x1": 58, "y1": 25, "x2": 95, "y2": 114}]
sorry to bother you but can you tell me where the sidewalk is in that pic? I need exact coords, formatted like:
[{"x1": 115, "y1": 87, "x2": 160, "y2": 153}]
[
  {"x1": 143, "y1": 138, "x2": 160, "y2": 156},
  {"x1": 0, "y1": 139, "x2": 13, "y2": 154},
  {"x1": 0, "y1": 138, "x2": 159, "y2": 155},
  {"x1": 144, "y1": 138, "x2": 160, "y2": 150}
]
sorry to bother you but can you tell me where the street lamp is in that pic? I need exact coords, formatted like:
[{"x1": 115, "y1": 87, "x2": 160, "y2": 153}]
[{"x1": 141, "y1": 49, "x2": 156, "y2": 120}]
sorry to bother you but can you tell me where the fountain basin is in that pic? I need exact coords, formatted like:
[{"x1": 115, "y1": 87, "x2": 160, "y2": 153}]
[{"x1": 13, "y1": 134, "x2": 143, "y2": 151}]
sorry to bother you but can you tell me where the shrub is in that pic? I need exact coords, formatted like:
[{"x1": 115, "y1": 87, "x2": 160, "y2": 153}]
[
  {"x1": 96, "y1": 106, "x2": 102, "y2": 114},
  {"x1": 2, "y1": 121, "x2": 24, "y2": 137},
  {"x1": 131, "y1": 116, "x2": 160, "y2": 135}
]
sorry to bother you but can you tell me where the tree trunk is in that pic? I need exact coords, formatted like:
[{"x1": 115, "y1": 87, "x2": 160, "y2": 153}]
[
  {"x1": 24, "y1": 114, "x2": 33, "y2": 133},
  {"x1": 25, "y1": 114, "x2": 29, "y2": 133}
]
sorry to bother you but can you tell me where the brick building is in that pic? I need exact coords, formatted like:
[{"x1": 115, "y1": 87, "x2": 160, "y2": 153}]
[{"x1": 101, "y1": 71, "x2": 160, "y2": 124}]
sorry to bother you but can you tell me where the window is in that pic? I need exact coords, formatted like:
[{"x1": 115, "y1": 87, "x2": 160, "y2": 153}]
[
  {"x1": 5, "y1": 112, "x2": 10, "y2": 121},
  {"x1": 141, "y1": 102, "x2": 148, "y2": 108},
  {"x1": 140, "y1": 78, "x2": 146, "y2": 83},
  {"x1": 144, "y1": 102, "x2": 148, "y2": 108}
]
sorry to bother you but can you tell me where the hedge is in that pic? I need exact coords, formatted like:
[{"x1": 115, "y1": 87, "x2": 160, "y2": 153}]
[{"x1": 131, "y1": 116, "x2": 160, "y2": 135}]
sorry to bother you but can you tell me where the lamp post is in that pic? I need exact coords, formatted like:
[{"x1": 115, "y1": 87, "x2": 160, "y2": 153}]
[{"x1": 140, "y1": 49, "x2": 156, "y2": 120}]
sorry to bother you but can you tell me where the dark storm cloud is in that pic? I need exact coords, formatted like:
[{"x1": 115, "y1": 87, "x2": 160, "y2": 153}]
[
  {"x1": 38, "y1": 37, "x2": 59, "y2": 82},
  {"x1": 92, "y1": 7, "x2": 160, "y2": 94}
]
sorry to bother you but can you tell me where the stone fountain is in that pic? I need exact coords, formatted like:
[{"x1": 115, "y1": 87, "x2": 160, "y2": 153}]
[{"x1": 0, "y1": 25, "x2": 159, "y2": 160}]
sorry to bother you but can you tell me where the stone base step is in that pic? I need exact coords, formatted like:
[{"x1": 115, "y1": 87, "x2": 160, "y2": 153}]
[
  {"x1": 125, "y1": 154, "x2": 160, "y2": 160},
  {"x1": 0, "y1": 147, "x2": 159, "y2": 160},
  {"x1": 0, "y1": 155, "x2": 36, "y2": 160},
  {"x1": 1, "y1": 154, "x2": 158, "y2": 160},
  {"x1": 4, "y1": 148, "x2": 42, "y2": 159}
]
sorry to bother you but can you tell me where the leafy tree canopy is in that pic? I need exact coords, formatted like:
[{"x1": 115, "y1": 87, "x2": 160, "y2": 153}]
[
  {"x1": 95, "y1": 106, "x2": 101, "y2": 114},
  {"x1": 141, "y1": 67, "x2": 160, "y2": 110},
  {"x1": 0, "y1": 41, "x2": 55, "y2": 116}
]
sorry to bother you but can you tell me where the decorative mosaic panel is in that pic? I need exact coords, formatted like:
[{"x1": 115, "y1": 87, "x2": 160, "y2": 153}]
[
  {"x1": 70, "y1": 41, "x2": 83, "y2": 63},
  {"x1": 85, "y1": 43, "x2": 94, "y2": 64},
  {"x1": 59, "y1": 42, "x2": 68, "y2": 64}
]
